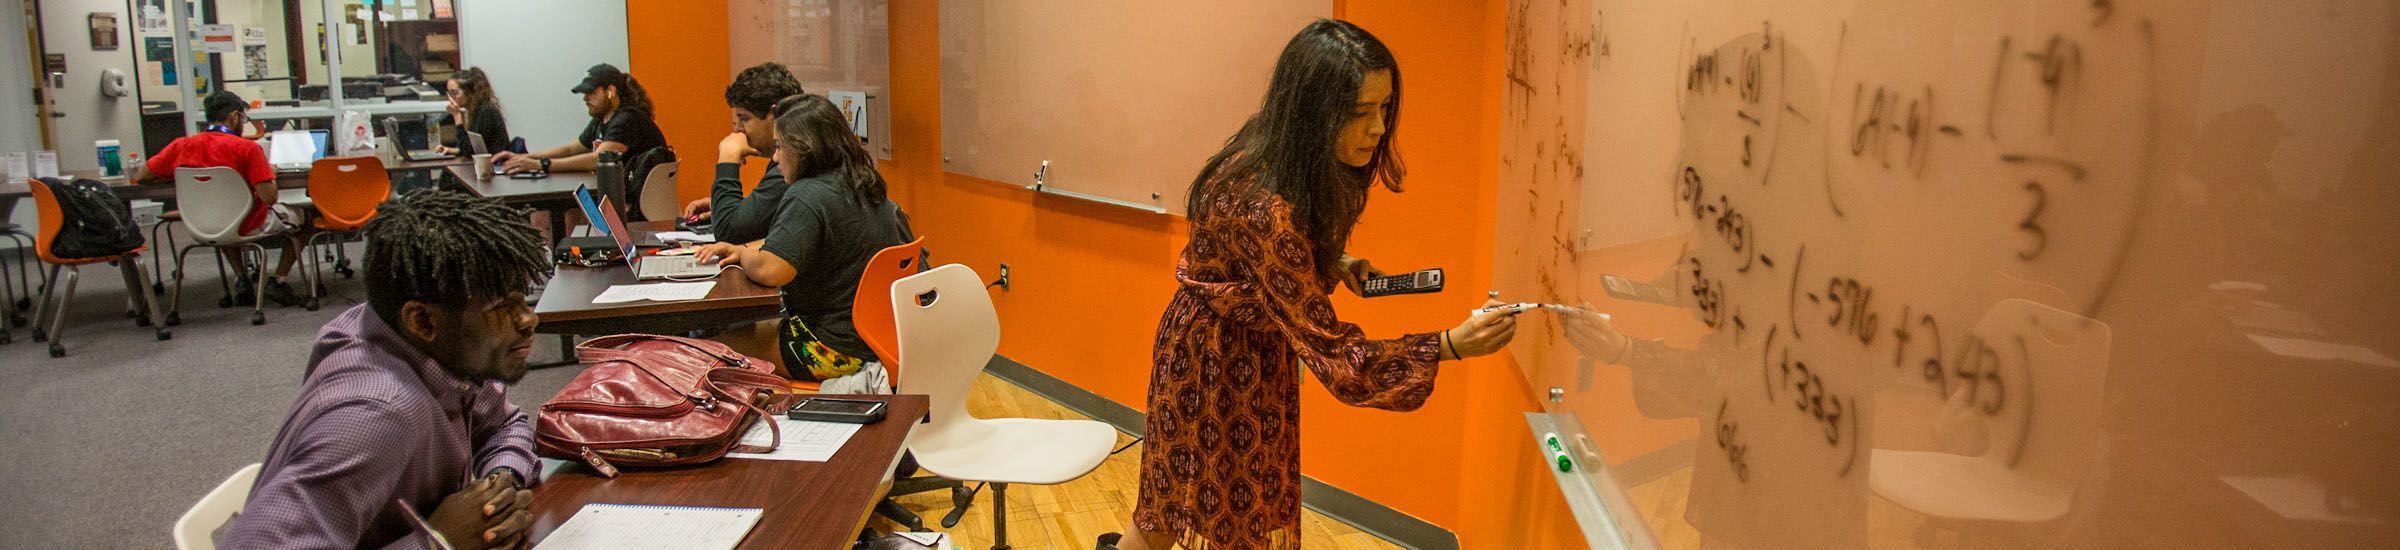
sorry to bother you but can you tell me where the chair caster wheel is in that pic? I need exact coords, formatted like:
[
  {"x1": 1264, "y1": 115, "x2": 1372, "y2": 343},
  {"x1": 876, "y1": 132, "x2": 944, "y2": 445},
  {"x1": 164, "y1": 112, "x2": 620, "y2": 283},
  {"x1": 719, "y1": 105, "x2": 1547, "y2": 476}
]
[
  {"x1": 32, "y1": 331, "x2": 46, "y2": 342},
  {"x1": 151, "y1": 282, "x2": 165, "y2": 294},
  {"x1": 49, "y1": 344, "x2": 65, "y2": 357},
  {"x1": 157, "y1": 330, "x2": 172, "y2": 341},
  {"x1": 135, "y1": 315, "x2": 152, "y2": 327},
  {"x1": 217, "y1": 296, "x2": 234, "y2": 308},
  {"x1": 166, "y1": 313, "x2": 181, "y2": 326},
  {"x1": 2, "y1": 333, "x2": 11, "y2": 345},
  {"x1": 305, "y1": 299, "x2": 320, "y2": 311},
  {"x1": 251, "y1": 312, "x2": 266, "y2": 325}
]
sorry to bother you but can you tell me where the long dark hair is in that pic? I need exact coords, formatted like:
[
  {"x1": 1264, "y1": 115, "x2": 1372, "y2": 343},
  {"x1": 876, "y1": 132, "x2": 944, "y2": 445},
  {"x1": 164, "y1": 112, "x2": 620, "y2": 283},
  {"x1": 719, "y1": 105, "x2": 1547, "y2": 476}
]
[
  {"x1": 452, "y1": 67, "x2": 500, "y2": 125},
  {"x1": 1187, "y1": 19, "x2": 1404, "y2": 279},
  {"x1": 612, "y1": 74, "x2": 655, "y2": 114},
  {"x1": 774, "y1": 94, "x2": 886, "y2": 208}
]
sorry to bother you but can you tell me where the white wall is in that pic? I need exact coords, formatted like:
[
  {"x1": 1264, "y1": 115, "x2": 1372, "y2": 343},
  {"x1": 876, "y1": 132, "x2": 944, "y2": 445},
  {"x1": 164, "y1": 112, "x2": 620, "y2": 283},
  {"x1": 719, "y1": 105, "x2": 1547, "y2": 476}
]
[
  {"x1": 458, "y1": 0, "x2": 626, "y2": 148},
  {"x1": 1, "y1": 0, "x2": 39, "y2": 155},
  {"x1": 39, "y1": 0, "x2": 146, "y2": 174}
]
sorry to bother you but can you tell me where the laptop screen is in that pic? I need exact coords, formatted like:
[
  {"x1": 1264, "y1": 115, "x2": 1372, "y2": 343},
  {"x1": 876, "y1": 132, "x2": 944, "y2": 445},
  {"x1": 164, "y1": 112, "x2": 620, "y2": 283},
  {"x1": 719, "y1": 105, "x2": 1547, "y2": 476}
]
[
  {"x1": 595, "y1": 196, "x2": 639, "y2": 269},
  {"x1": 308, "y1": 130, "x2": 328, "y2": 161},
  {"x1": 572, "y1": 186, "x2": 611, "y2": 236}
]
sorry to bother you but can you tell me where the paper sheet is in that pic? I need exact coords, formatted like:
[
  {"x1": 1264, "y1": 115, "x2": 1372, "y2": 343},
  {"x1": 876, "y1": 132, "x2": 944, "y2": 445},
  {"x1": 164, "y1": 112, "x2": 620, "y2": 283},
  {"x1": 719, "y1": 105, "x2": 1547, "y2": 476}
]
[
  {"x1": 728, "y1": 416, "x2": 863, "y2": 462},
  {"x1": 653, "y1": 230, "x2": 716, "y2": 244},
  {"x1": 4, "y1": 152, "x2": 27, "y2": 180},
  {"x1": 590, "y1": 281, "x2": 715, "y2": 304},
  {"x1": 533, "y1": 504, "x2": 762, "y2": 550},
  {"x1": 32, "y1": 151, "x2": 58, "y2": 178}
]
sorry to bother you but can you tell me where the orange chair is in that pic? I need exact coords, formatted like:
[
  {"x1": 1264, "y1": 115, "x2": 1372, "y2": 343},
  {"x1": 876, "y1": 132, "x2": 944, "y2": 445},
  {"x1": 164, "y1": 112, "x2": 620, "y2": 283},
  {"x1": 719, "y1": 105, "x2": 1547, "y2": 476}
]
[
  {"x1": 25, "y1": 179, "x2": 170, "y2": 357},
  {"x1": 784, "y1": 237, "x2": 926, "y2": 394},
  {"x1": 301, "y1": 156, "x2": 392, "y2": 311},
  {"x1": 852, "y1": 237, "x2": 927, "y2": 387}
]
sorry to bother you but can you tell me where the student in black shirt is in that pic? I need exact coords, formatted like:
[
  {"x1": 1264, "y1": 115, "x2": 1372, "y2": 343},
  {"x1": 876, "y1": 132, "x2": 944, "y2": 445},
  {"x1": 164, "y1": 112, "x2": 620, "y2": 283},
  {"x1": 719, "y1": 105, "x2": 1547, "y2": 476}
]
[
  {"x1": 679, "y1": 62, "x2": 806, "y2": 243},
  {"x1": 494, "y1": 64, "x2": 666, "y2": 174},
  {"x1": 435, "y1": 67, "x2": 511, "y2": 157},
  {"x1": 693, "y1": 94, "x2": 912, "y2": 382}
]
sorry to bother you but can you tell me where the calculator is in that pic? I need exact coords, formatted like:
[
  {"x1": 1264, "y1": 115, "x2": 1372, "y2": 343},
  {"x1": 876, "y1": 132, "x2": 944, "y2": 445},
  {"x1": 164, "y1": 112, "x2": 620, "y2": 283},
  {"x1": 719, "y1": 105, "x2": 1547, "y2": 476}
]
[{"x1": 1360, "y1": 268, "x2": 1444, "y2": 298}]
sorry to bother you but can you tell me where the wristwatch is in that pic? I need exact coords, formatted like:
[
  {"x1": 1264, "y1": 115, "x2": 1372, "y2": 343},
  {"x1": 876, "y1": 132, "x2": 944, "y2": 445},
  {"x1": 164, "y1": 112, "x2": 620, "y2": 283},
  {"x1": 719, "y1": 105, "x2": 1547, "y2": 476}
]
[{"x1": 538, "y1": 157, "x2": 552, "y2": 172}]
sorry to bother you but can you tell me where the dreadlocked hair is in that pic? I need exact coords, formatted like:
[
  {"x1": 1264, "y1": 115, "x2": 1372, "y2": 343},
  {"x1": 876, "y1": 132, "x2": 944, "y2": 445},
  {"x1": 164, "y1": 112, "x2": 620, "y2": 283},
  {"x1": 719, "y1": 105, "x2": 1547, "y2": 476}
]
[{"x1": 363, "y1": 190, "x2": 553, "y2": 327}]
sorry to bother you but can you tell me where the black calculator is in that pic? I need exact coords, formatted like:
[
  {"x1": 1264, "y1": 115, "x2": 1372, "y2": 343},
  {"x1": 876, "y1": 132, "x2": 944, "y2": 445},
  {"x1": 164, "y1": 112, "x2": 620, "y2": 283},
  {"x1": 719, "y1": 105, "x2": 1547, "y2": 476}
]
[{"x1": 1361, "y1": 268, "x2": 1444, "y2": 298}]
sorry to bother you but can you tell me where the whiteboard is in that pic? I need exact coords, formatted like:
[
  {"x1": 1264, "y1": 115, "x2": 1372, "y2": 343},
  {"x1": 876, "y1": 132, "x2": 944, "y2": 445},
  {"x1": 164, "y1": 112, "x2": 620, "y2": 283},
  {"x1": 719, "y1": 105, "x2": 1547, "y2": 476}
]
[
  {"x1": 458, "y1": 0, "x2": 628, "y2": 149},
  {"x1": 729, "y1": 0, "x2": 892, "y2": 159},
  {"x1": 938, "y1": 0, "x2": 1331, "y2": 214},
  {"x1": 1496, "y1": 0, "x2": 2400, "y2": 547}
]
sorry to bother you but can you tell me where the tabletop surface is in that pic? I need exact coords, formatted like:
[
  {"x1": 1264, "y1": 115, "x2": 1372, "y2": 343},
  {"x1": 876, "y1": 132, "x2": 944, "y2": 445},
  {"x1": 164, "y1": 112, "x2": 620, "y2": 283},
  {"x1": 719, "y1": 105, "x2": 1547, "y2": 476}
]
[{"x1": 528, "y1": 394, "x2": 928, "y2": 550}]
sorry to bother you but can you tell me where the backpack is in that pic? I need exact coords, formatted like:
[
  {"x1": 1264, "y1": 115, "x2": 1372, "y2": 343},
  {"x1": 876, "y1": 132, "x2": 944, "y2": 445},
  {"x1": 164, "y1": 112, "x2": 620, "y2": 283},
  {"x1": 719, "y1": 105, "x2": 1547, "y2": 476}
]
[{"x1": 46, "y1": 177, "x2": 145, "y2": 258}]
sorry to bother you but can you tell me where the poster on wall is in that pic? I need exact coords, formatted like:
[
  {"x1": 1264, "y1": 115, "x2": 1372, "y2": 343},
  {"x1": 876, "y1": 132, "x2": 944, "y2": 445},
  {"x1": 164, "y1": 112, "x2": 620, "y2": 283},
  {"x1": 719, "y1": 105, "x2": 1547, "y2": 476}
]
[
  {"x1": 240, "y1": 27, "x2": 269, "y2": 78},
  {"x1": 433, "y1": 0, "x2": 453, "y2": 19},
  {"x1": 199, "y1": 24, "x2": 235, "y2": 53},
  {"x1": 89, "y1": 13, "x2": 120, "y2": 50},
  {"x1": 138, "y1": 0, "x2": 168, "y2": 32},
  {"x1": 828, "y1": 90, "x2": 869, "y2": 141}
]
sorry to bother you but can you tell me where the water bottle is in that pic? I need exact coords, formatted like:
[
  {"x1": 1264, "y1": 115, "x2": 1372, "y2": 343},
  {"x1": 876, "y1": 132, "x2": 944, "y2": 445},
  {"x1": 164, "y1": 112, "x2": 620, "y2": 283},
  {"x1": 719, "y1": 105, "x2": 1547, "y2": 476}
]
[
  {"x1": 95, "y1": 140, "x2": 123, "y2": 178},
  {"x1": 595, "y1": 150, "x2": 626, "y2": 213}
]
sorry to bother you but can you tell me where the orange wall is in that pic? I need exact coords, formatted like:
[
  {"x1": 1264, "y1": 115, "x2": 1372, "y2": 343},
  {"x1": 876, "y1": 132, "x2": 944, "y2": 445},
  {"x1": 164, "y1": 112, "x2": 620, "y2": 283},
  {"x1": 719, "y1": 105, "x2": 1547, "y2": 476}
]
[
  {"x1": 642, "y1": 0, "x2": 1585, "y2": 545},
  {"x1": 627, "y1": 0, "x2": 734, "y2": 207}
]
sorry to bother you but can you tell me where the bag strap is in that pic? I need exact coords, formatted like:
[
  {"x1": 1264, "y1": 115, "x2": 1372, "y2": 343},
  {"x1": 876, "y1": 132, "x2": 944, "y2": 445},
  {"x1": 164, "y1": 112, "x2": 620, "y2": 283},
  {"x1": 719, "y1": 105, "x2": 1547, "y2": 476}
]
[
  {"x1": 706, "y1": 367, "x2": 795, "y2": 453},
  {"x1": 578, "y1": 333, "x2": 759, "y2": 371}
]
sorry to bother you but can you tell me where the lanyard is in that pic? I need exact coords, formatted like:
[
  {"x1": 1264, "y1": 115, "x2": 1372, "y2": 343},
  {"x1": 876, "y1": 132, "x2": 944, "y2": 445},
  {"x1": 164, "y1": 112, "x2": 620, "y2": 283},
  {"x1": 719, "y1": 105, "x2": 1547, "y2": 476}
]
[{"x1": 205, "y1": 124, "x2": 239, "y2": 135}]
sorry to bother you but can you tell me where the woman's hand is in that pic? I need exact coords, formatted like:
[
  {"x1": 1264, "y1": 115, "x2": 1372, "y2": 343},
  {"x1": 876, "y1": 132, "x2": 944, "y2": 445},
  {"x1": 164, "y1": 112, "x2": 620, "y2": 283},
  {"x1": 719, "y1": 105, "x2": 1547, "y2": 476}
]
[
  {"x1": 1337, "y1": 254, "x2": 1385, "y2": 295},
  {"x1": 1444, "y1": 299, "x2": 1520, "y2": 360},
  {"x1": 681, "y1": 198, "x2": 714, "y2": 221},
  {"x1": 691, "y1": 243, "x2": 747, "y2": 267}
]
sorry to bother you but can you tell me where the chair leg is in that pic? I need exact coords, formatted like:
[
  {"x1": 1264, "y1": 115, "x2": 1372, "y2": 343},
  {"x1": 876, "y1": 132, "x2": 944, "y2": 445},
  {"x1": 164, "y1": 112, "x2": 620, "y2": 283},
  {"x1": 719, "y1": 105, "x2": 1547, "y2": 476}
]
[
  {"x1": 44, "y1": 266, "x2": 79, "y2": 357},
  {"x1": 127, "y1": 255, "x2": 170, "y2": 340},
  {"x1": 30, "y1": 264, "x2": 58, "y2": 343},
  {"x1": 302, "y1": 233, "x2": 327, "y2": 311},
  {"x1": 988, "y1": 482, "x2": 1011, "y2": 550},
  {"x1": 117, "y1": 257, "x2": 147, "y2": 326},
  {"x1": 249, "y1": 245, "x2": 268, "y2": 325},
  {"x1": 167, "y1": 245, "x2": 198, "y2": 326}
]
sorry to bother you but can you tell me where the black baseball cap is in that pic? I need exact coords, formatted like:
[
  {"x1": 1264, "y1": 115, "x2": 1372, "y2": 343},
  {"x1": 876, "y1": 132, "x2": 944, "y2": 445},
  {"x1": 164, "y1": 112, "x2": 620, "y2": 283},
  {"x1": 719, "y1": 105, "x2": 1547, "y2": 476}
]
[{"x1": 570, "y1": 63, "x2": 629, "y2": 94}]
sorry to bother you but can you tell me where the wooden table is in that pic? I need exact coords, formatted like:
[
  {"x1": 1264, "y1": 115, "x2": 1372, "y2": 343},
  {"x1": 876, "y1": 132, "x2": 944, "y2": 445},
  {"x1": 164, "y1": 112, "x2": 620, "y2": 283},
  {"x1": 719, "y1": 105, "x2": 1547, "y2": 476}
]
[
  {"x1": 529, "y1": 394, "x2": 927, "y2": 550},
  {"x1": 447, "y1": 165, "x2": 593, "y2": 244},
  {"x1": 2, "y1": 152, "x2": 465, "y2": 201},
  {"x1": 534, "y1": 222, "x2": 782, "y2": 335}
]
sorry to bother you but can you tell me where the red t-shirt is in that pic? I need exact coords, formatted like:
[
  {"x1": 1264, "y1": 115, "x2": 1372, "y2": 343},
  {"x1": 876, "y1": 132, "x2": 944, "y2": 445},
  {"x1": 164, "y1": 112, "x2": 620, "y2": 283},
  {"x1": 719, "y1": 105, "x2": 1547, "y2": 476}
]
[{"x1": 146, "y1": 131, "x2": 277, "y2": 234}]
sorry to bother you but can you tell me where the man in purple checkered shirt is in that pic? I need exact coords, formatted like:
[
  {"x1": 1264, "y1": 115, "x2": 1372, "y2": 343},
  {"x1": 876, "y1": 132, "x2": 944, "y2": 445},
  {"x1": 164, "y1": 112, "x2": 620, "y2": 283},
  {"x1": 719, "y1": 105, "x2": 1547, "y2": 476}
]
[{"x1": 224, "y1": 191, "x2": 555, "y2": 549}]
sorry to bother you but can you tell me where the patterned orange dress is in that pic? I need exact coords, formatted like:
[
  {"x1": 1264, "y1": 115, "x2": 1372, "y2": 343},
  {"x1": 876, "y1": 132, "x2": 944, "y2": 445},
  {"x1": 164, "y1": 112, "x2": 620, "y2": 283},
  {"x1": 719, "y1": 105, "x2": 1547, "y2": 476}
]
[{"x1": 1134, "y1": 176, "x2": 1443, "y2": 549}]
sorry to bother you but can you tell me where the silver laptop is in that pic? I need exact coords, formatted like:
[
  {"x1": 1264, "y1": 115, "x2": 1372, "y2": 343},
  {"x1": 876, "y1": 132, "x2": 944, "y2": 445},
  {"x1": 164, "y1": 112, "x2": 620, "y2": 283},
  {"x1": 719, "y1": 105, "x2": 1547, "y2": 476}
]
[
  {"x1": 598, "y1": 195, "x2": 728, "y2": 280},
  {"x1": 383, "y1": 117, "x2": 453, "y2": 162},
  {"x1": 466, "y1": 130, "x2": 490, "y2": 156}
]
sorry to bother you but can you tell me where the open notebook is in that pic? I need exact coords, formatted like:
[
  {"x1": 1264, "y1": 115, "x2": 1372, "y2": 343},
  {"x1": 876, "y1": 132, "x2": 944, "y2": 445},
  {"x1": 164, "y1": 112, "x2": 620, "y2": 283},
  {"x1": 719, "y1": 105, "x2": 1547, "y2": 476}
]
[{"x1": 533, "y1": 504, "x2": 761, "y2": 550}]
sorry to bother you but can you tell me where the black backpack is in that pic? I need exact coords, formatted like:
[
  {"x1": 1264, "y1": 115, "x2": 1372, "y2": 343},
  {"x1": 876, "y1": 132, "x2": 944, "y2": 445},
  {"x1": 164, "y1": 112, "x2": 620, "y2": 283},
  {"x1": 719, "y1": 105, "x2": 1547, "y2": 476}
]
[{"x1": 45, "y1": 177, "x2": 145, "y2": 258}]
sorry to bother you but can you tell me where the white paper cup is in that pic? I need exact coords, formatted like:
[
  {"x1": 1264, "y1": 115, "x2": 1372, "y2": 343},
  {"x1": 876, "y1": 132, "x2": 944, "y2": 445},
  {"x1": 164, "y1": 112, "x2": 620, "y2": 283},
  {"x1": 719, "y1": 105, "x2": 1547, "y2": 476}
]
[{"x1": 472, "y1": 154, "x2": 495, "y2": 180}]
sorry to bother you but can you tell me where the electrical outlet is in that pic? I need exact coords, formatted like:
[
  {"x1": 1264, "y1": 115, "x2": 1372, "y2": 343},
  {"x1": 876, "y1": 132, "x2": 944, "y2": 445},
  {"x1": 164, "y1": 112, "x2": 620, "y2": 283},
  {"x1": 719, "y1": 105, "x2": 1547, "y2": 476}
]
[{"x1": 994, "y1": 263, "x2": 1012, "y2": 291}]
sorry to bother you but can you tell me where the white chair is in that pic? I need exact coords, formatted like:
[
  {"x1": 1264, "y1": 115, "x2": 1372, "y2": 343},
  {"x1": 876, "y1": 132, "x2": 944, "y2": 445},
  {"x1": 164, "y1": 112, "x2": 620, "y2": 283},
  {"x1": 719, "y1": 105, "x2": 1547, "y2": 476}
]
[
  {"x1": 892, "y1": 264, "x2": 1117, "y2": 550},
  {"x1": 638, "y1": 161, "x2": 681, "y2": 224},
  {"x1": 1869, "y1": 299, "x2": 2112, "y2": 546},
  {"x1": 168, "y1": 167, "x2": 282, "y2": 326},
  {"x1": 173, "y1": 463, "x2": 262, "y2": 550}
]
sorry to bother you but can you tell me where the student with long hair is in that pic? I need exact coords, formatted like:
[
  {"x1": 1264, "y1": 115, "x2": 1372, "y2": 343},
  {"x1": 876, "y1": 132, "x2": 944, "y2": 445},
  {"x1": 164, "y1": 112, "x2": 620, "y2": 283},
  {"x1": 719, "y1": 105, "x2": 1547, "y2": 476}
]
[
  {"x1": 494, "y1": 63, "x2": 666, "y2": 174},
  {"x1": 435, "y1": 67, "x2": 511, "y2": 157},
  {"x1": 1105, "y1": 20, "x2": 1519, "y2": 550},
  {"x1": 691, "y1": 94, "x2": 913, "y2": 386}
]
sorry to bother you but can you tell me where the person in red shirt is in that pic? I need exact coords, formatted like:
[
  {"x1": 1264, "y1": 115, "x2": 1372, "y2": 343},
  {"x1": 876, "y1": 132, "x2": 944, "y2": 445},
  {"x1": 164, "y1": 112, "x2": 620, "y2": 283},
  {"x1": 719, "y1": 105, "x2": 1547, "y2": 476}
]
[{"x1": 131, "y1": 91, "x2": 310, "y2": 306}]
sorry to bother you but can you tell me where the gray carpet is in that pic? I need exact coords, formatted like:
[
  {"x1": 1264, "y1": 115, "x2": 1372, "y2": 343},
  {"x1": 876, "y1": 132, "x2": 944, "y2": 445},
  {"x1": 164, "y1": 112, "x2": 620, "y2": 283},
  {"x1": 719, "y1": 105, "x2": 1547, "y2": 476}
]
[{"x1": 0, "y1": 244, "x2": 588, "y2": 549}]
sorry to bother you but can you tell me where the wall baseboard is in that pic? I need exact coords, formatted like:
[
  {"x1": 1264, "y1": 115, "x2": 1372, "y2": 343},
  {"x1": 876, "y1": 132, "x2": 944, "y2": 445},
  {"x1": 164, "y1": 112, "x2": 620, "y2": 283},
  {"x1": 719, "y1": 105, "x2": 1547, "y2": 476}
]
[{"x1": 983, "y1": 355, "x2": 1461, "y2": 550}]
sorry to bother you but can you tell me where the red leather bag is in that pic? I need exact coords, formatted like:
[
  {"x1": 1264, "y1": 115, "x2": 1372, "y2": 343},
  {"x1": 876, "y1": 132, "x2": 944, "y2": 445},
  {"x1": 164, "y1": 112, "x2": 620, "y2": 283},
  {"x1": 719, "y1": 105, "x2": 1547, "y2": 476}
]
[{"x1": 536, "y1": 334, "x2": 794, "y2": 473}]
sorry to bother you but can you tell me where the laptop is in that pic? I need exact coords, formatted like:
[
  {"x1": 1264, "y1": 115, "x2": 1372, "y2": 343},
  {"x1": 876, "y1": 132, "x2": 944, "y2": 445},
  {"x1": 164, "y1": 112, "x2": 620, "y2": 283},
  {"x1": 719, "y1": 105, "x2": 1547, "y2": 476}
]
[
  {"x1": 269, "y1": 130, "x2": 330, "y2": 171},
  {"x1": 382, "y1": 117, "x2": 454, "y2": 162},
  {"x1": 595, "y1": 192, "x2": 728, "y2": 280},
  {"x1": 466, "y1": 130, "x2": 491, "y2": 156}
]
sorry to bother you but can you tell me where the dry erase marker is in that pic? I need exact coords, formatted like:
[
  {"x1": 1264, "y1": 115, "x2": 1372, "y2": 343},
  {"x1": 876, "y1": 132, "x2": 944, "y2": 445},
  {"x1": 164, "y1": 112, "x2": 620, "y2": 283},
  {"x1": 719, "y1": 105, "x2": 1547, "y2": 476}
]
[{"x1": 1473, "y1": 302, "x2": 1542, "y2": 316}]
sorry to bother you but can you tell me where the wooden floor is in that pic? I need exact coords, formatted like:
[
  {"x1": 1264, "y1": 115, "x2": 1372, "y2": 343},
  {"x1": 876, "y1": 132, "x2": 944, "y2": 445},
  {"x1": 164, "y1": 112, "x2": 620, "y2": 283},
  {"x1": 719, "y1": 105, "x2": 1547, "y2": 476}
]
[{"x1": 875, "y1": 372, "x2": 1405, "y2": 550}]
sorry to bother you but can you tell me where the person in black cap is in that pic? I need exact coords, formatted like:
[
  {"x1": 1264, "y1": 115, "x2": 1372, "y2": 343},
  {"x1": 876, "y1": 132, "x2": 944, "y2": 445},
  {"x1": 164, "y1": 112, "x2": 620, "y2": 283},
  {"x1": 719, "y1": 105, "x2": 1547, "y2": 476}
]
[{"x1": 493, "y1": 63, "x2": 666, "y2": 175}]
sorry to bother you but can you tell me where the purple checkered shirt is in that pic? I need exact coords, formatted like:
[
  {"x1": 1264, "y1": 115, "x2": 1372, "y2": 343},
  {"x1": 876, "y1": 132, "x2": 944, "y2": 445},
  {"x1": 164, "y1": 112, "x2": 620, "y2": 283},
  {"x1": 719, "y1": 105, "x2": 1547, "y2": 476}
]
[{"x1": 222, "y1": 304, "x2": 539, "y2": 549}]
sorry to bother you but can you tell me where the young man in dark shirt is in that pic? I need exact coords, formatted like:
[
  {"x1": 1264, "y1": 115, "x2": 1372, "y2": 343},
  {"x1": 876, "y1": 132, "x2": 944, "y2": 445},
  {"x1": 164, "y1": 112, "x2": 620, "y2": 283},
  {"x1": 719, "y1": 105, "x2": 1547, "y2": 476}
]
[
  {"x1": 679, "y1": 62, "x2": 806, "y2": 244},
  {"x1": 493, "y1": 64, "x2": 666, "y2": 174}
]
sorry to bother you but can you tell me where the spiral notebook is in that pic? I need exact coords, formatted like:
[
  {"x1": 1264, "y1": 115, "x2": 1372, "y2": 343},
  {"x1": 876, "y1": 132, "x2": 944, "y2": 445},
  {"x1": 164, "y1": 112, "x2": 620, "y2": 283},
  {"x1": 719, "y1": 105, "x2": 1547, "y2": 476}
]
[{"x1": 533, "y1": 504, "x2": 762, "y2": 550}]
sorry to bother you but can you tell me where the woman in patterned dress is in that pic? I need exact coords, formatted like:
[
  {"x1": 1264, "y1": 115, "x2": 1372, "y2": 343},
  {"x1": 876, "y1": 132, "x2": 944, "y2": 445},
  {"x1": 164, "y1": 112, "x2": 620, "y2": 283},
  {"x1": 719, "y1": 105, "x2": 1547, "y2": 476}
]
[{"x1": 1104, "y1": 19, "x2": 1522, "y2": 550}]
